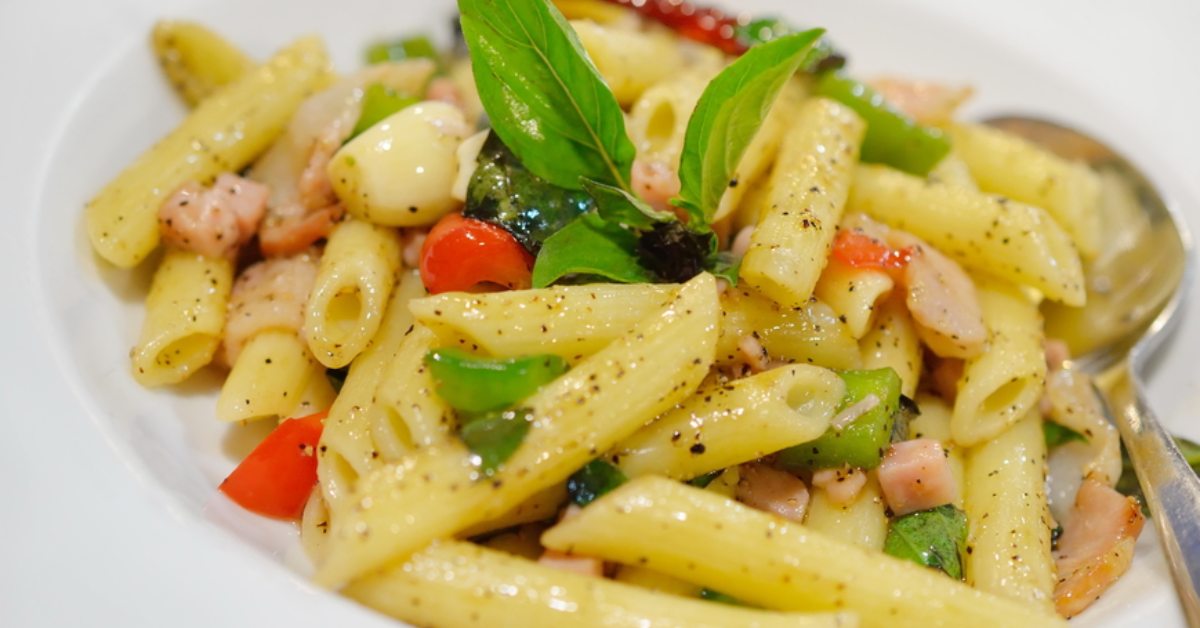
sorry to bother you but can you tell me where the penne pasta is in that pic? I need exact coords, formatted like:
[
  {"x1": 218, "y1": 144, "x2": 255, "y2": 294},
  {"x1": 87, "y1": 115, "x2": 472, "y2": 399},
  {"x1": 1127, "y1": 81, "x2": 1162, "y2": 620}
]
[
  {"x1": 87, "y1": 36, "x2": 333, "y2": 268},
  {"x1": 858, "y1": 295, "x2": 922, "y2": 398},
  {"x1": 543, "y1": 477, "x2": 1065, "y2": 628},
  {"x1": 374, "y1": 324, "x2": 456, "y2": 449},
  {"x1": 570, "y1": 20, "x2": 686, "y2": 107},
  {"x1": 718, "y1": 287, "x2": 861, "y2": 370},
  {"x1": 315, "y1": 274, "x2": 720, "y2": 587},
  {"x1": 216, "y1": 330, "x2": 318, "y2": 423},
  {"x1": 803, "y1": 473, "x2": 889, "y2": 551},
  {"x1": 304, "y1": 220, "x2": 403, "y2": 368},
  {"x1": 613, "y1": 365, "x2": 844, "y2": 479},
  {"x1": 130, "y1": 250, "x2": 233, "y2": 386},
  {"x1": 814, "y1": 262, "x2": 895, "y2": 340},
  {"x1": 946, "y1": 122, "x2": 1101, "y2": 258},
  {"x1": 740, "y1": 98, "x2": 866, "y2": 309},
  {"x1": 848, "y1": 164, "x2": 1085, "y2": 306},
  {"x1": 345, "y1": 540, "x2": 857, "y2": 628},
  {"x1": 963, "y1": 412, "x2": 1055, "y2": 612},
  {"x1": 952, "y1": 279, "x2": 1046, "y2": 447},
  {"x1": 151, "y1": 20, "x2": 254, "y2": 107}
]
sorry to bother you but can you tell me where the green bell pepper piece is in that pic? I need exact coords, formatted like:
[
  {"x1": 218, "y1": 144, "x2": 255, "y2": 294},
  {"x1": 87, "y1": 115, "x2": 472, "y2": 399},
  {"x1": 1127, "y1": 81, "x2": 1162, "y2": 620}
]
[
  {"x1": 425, "y1": 348, "x2": 568, "y2": 414},
  {"x1": 365, "y1": 35, "x2": 440, "y2": 66},
  {"x1": 815, "y1": 72, "x2": 951, "y2": 176},
  {"x1": 777, "y1": 368, "x2": 902, "y2": 470},
  {"x1": 459, "y1": 408, "x2": 532, "y2": 476},
  {"x1": 567, "y1": 459, "x2": 628, "y2": 507},
  {"x1": 347, "y1": 84, "x2": 417, "y2": 142}
]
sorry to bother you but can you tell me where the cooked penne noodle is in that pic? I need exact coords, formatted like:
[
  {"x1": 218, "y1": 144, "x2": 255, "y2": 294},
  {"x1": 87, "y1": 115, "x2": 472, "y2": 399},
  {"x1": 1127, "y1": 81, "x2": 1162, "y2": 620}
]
[
  {"x1": 570, "y1": 20, "x2": 685, "y2": 107},
  {"x1": 318, "y1": 270, "x2": 425, "y2": 505},
  {"x1": 315, "y1": 274, "x2": 719, "y2": 587},
  {"x1": 926, "y1": 152, "x2": 977, "y2": 190},
  {"x1": 815, "y1": 263, "x2": 895, "y2": 340},
  {"x1": 713, "y1": 80, "x2": 805, "y2": 222},
  {"x1": 345, "y1": 540, "x2": 857, "y2": 628},
  {"x1": 803, "y1": 473, "x2": 889, "y2": 551},
  {"x1": 741, "y1": 98, "x2": 866, "y2": 309},
  {"x1": 952, "y1": 279, "x2": 1046, "y2": 447},
  {"x1": 848, "y1": 164, "x2": 1085, "y2": 306},
  {"x1": 543, "y1": 477, "x2": 1065, "y2": 628},
  {"x1": 304, "y1": 220, "x2": 403, "y2": 368},
  {"x1": 613, "y1": 365, "x2": 843, "y2": 479},
  {"x1": 216, "y1": 330, "x2": 318, "y2": 423},
  {"x1": 718, "y1": 287, "x2": 861, "y2": 370},
  {"x1": 410, "y1": 282, "x2": 675, "y2": 361},
  {"x1": 300, "y1": 489, "x2": 331, "y2": 565},
  {"x1": 627, "y1": 71, "x2": 711, "y2": 166},
  {"x1": 460, "y1": 482, "x2": 569, "y2": 538},
  {"x1": 374, "y1": 324, "x2": 456, "y2": 449},
  {"x1": 87, "y1": 36, "x2": 333, "y2": 268},
  {"x1": 151, "y1": 20, "x2": 254, "y2": 106},
  {"x1": 963, "y1": 412, "x2": 1055, "y2": 612},
  {"x1": 946, "y1": 122, "x2": 1101, "y2": 258},
  {"x1": 130, "y1": 250, "x2": 233, "y2": 386},
  {"x1": 857, "y1": 295, "x2": 922, "y2": 398}
]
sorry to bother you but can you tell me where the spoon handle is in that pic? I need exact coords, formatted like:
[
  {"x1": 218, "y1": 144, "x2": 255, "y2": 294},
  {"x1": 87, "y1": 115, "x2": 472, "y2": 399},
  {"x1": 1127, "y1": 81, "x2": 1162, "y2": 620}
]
[{"x1": 1107, "y1": 365, "x2": 1200, "y2": 626}]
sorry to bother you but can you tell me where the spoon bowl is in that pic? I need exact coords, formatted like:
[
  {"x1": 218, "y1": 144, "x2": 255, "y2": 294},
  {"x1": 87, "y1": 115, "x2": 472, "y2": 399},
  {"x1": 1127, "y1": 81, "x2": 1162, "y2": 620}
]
[{"x1": 985, "y1": 115, "x2": 1198, "y2": 623}]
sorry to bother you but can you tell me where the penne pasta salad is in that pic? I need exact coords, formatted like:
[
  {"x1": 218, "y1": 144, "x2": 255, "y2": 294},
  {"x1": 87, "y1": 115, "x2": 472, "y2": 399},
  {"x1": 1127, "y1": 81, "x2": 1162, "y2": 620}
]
[{"x1": 83, "y1": 0, "x2": 1181, "y2": 625}]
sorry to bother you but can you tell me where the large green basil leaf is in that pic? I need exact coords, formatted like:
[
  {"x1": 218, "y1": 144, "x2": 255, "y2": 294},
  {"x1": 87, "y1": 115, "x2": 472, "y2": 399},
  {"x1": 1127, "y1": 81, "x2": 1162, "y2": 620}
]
[
  {"x1": 674, "y1": 29, "x2": 823, "y2": 224},
  {"x1": 458, "y1": 0, "x2": 636, "y2": 191},
  {"x1": 465, "y1": 133, "x2": 594, "y2": 252},
  {"x1": 883, "y1": 505, "x2": 969, "y2": 580},
  {"x1": 531, "y1": 213, "x2": 655, "y2": 288}
]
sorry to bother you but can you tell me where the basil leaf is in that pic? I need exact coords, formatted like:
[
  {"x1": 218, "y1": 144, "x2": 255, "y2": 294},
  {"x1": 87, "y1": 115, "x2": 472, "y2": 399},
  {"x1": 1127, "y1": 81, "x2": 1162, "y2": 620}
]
[
  {"x1": 883, "y1": 505, "x2": 969, "y2": 580},
  {"x1": 458, "y1": 0, "x2": 636, "y2": 191},
  {"x1": 348, "y1": 84, "x2": 417, "y2": 142},
  {"x1": 532, "y1": 213, "x2": 655, "y2": 287},
  {"x1": 465, "y1": 133, "x2": 594, "y2": 252},
  {"x1": 582, "y1": 178, "x2": 674, "y2": 230},
  {"x1": 735, "y1": 18, "x2": 845, "y2": 73},
  {"x1": 687, "y1": 470, "x2": 722, "y2": 488},
  {"x1": 892, "y1": 394, "x2": 921, "y2": 443},
  {"x1": 1043, "y1": 421, "x2": 1087, "y2": 449},
  {"x1": 459, "y1": 407, "x2": 533, "y2": 476},
  {"x1": 674, "y1": 29, "x2": 824, "y2": 224},
  {"x1": 699, "y1": 588, "x2": 744, "y2": 606},
  {"x1": 567, "y1": 459, "x2": 628, "y2": 507}
]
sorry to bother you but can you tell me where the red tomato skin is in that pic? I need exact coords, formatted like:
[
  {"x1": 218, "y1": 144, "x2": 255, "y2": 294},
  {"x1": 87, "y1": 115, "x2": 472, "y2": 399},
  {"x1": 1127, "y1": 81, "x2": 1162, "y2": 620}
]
[
  {"x1": 219, "y1": 411, "x2": 326, "y2": 520},
  {"x1": 830, "y1": 229, "x2": 913, "y2": 278},
  {"x1": 420, "y1": 213, "x2": 534, "y2": 294}
]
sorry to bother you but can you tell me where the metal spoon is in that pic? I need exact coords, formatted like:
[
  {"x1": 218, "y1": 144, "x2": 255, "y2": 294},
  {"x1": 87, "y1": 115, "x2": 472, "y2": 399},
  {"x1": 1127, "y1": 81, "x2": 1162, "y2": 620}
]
[{"x1": 986, "y1": 116, "x2": 1198, "y2": 623}]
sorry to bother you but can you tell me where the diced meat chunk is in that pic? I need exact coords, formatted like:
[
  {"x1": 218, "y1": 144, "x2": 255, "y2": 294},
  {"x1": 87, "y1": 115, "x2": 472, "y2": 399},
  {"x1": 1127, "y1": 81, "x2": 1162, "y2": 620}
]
[
  {"x1": 1053, "y1": 477, "x2": 1145, "y2": 618},
  {"x1": 736, "y1": 463, "x2": 810, "y2": 523},
  {"x1": 158, "y1": 173, "x2": 269, "y2": 259},
  {"x1": 811, "y1": 466, "x2": 868, "y2": 507},
  {"x1": 878, "y1": 438, "x2": 958, "y2": 516}
]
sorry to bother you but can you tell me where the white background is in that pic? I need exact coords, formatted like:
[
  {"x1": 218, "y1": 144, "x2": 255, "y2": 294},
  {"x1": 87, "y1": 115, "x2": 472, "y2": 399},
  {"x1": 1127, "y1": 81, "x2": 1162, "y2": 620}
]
[{"x1": 1, "y1": 0, "x2": 1196, "y2": 626}]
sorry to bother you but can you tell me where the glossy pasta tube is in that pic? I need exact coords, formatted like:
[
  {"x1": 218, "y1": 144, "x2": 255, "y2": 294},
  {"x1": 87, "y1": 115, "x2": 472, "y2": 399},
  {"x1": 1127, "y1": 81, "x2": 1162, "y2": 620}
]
[
  {"x1": 304, "y1": 220, "x2": 403, "y2": 368},
  {"x1": 963, "y1": 412, "x2": 1055, "y2": 612},
  {"x1": 848, "y1": 164, "x2": 1085, "y2": 306},
  {"x1": 151, "y1": 20, "x2": 254, "y2": 106},
  {"x1": 570, "y1": 20, "x2": 685, "y2": 107},
  {"x1": 374, "y1": 325, "x2": 455, "y2": 449},
  {"x1": 946, "y1": 122, "x2": 1101, "y2": 258},
  {"x1": 741, "y1": 98, "x2": 866, "y2": 309},
  {"x1": 803, "y1": 473, "x2": 889, "y2": 551},
  {"x1": 87, "y1": 36, "x2": 333, "y2": 268},
  {"x1": 459, "y1": 482, "x2": 569, "y2": 538},
  {"x1": 300, "y1": 489, "x2": 331, "y2": 565},
  {"x1": 130, "y1": 250, "x2": 233, "y2": 386},
  {"x1": 926, "y1": 152, "x2": 977, "y2": 190},
  {"x1": 613, "y1": 365, "x2": 844, "y2": 480},
  {"x1": 627, "y1": 72, "x2": 709, "y2": 166},
  {"x1": 814, "y1": 263, "x2": 895, "y2": 340},
  {"x1": 951, "y1": 279, "x2": 1046, "y2": 447},
  {"x1": 409, "y1": 283, "x2": 674, "y2": 361},
  {"x1": 317, "y1": 270, "x2": 424, "y2": 505},
  {"x1": 858, "y1": 295, "x2": 922, "y2": 398},
  {"x1": 216, "y1": 330, "x2": 318, "y2": 422},
  {"x1": 717, "y1": 287, "x2": 861, "y2": 370},
  {"x1": 712, "y1": 80, "x2": 804, "y2": 222},
  {"x1": 315, "y1": 274, "x2": 720, "y2": 587},
  {"x1": 543, "y1": 477, "x2": 1064, "y2": 628},
  {"x1": 344, "y1": 540, "x2": 856, "y2": 628}
]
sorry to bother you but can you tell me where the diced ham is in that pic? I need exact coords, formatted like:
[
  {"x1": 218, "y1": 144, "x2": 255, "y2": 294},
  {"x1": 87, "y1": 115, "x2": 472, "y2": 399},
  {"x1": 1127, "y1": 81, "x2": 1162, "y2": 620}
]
[
  {"x1": 223, "y1": 251, "x2": 320, "y2": 365},
  {"x1": 158, "y1": 173, "x2": 269, "y2": 259},
  {"x1": 736, "y1": 463, "x2": 810, "y2": 523},
  {"x1": 1053, "y1": 477, "x2": 1145, "y2": 618},
  {"x1": 811, "y1": 466, "x2": 868, "y2": 507},
  {"x1": 877, "y1": 438, "x2": 958, "y2": 516},
  {"x1": 631, "y1": 157, "x2": 681, "y2": 215},
  {"x1": 538, "y1": 549, "x2": 604, "y2": 578}
]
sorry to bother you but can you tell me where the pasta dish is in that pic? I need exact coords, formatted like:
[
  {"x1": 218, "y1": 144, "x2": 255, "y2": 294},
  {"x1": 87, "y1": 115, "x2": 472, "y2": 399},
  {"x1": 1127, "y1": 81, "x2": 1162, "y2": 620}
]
[{"x1": 83, "y1": 0, "x2": 1153, "y2": 625}]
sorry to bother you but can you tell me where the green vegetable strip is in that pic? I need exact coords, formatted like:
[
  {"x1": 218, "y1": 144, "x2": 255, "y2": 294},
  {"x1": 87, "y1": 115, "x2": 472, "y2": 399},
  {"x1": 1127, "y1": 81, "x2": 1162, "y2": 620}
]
[
  {"x1": 776, "y1": 368, "x2": 902, "y2": 470},
  {"x1": 347, "y1": 84, "x2": 418, "y2": 142},
  {"x1": 814, "y1": 72, "x2": 951, "y2": 176},
  {"x1": 567, "y1": 459, "x2": 628, "y2": 507},
  {"x1": 366, "y1": 35, "x2": 441, "y2": 65},
  {"x1": 425, "y1": 348, "x2": 568, "y2": 414},
  {"x1": 883, "y1": 505, "x2": 969, "y2": 580},
  {"x1": 1043, "y1": 420, "x2": 1087, "y2": 449},
  {"x1": 458, "y1": 408, "x2": 533, "y2": 476}
]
